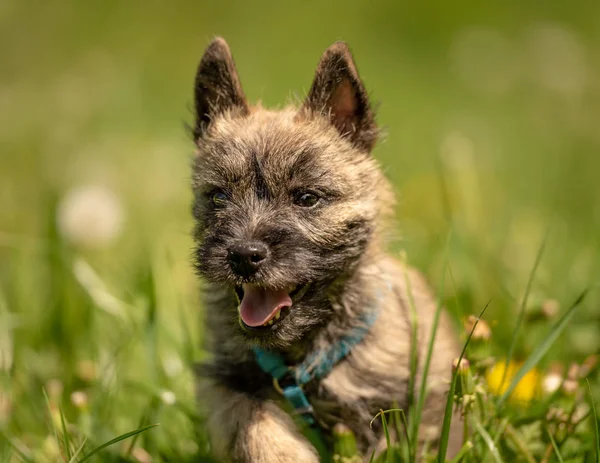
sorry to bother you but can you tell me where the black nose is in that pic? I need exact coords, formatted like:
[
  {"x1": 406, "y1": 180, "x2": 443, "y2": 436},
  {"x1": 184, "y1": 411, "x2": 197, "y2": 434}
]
[{"x1": 228, "y1": 242, "x2": 269, "y2": 277}]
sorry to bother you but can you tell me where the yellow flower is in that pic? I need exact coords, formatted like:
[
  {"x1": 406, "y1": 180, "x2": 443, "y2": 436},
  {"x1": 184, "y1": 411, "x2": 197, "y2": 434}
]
[{"x1": 486, "y1": 360, "x2": 541, "y2": 403}]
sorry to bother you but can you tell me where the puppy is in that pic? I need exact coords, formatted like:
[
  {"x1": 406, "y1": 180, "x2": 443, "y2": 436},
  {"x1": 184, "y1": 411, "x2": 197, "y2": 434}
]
[{"x1": 191, "y1": 37, "x2": 460, "y2": 462}]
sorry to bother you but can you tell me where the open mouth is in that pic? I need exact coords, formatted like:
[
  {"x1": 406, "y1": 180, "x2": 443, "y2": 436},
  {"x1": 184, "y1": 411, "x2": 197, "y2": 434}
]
[{"x1": 235, "y1": 284, "x2": 309, "y2": 331}]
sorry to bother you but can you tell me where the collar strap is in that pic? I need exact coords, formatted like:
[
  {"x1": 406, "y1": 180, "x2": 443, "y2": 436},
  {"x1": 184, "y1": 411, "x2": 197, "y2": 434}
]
[{"x1": 253, "y1": 284, "x2": 389, "y2": 426}]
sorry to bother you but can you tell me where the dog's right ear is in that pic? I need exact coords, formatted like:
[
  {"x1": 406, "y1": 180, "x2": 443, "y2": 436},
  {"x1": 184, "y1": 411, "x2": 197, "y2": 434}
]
[
  {"x1": 194, "y1": 37, "x2": 249, "y2": 140},
  {"x1": 300, "y1": 42, "x2": 377, "y2": 152}
]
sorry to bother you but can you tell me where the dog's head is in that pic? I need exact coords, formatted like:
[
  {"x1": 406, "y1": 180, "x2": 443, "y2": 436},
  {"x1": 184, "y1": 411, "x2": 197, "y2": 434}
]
[{"x1": 192, "y1": 38, "x2": 388, "y2": 347}]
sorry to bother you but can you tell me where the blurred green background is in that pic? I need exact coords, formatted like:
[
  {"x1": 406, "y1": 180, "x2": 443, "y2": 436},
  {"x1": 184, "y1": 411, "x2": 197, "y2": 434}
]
[{"x1": 1, "y1": 0, "x2": 599, "y2": 460}]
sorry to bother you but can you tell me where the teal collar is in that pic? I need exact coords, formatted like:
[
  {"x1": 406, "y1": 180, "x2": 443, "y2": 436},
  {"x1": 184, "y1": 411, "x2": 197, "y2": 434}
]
[{"x1": 253, "y1": 284, "x2": 388, "y2": 426}]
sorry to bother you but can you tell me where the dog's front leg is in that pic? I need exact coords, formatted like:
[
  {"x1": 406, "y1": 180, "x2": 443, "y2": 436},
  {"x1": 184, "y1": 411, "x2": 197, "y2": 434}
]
[{"x1": 206, "y1": 385, "x2": 319, "y2": 463}]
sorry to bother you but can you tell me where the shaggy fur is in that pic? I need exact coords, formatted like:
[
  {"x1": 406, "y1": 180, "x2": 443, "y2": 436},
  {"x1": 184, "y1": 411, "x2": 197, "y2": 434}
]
[{"x1": 192, "y1": 37, "x2": 460, "y2": 462}]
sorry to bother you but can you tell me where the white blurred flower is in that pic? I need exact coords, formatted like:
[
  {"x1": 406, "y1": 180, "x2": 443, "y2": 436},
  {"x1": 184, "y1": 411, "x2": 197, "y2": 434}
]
[
  {"x1": 132, "y1": 447, "x2": 153, "y2": 463},
  {"x1": 525, "y1": 23, "x2": 587, "y2": 99},
  {"x1": 162, "y1": 353, "x2": 184, "y2": 378},
  {"x1": 541, "y1": 299, "x2": 560, "y2": 319},
  {"x1": 562, "y1": 378, "x2": 578, "y2": 395},
  {"x1": 450, "y1": 27, "x2": 519, "y2": 96},
  {"x1": 70, "y1": 390, "x2": 89, "y2": 409},
  {"x1": 542, "y1": 371, "x2": 562, "y2": 395},
  {"x1": 57, "y1": 185, "x2": 124, "y2": 248},
  {"x1": 159, "y1": 389, "x2": 176, "y2": 405},
  {"x1": 464, "y1": 315, "x2": 491, "y2": 341},
  {"x1": 46, "y1": 379, "x2": 64, "y2": 400}
]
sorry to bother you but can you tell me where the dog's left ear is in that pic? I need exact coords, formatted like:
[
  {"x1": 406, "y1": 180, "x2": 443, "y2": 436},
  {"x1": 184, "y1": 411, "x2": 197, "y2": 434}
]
[
  {"x1": 300, "y1": 42, "x2": 377, "y2": 152},
  {"x1": 194, "y1": 37, "x2": 249, "y2": 140}
]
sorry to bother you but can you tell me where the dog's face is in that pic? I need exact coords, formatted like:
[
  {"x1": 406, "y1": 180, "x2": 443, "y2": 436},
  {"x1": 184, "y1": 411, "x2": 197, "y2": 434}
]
[{"x1": 192, "y1": 38, "x2": 384, "y2": 348}]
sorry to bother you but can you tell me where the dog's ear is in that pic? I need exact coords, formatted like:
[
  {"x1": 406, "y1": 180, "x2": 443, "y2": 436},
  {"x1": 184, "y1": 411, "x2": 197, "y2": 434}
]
[
  {"x1": 300, "y1": 42, "x2": 377, "y2": 152},
  {"x1": 194, "y1": 37, "x2": 249, "y2": 140}
]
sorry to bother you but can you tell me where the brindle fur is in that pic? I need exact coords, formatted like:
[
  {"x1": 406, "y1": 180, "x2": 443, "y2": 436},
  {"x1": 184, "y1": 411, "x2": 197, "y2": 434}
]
[{"x1": 192, "y1": 37, "x2": 461, "y2": 462}]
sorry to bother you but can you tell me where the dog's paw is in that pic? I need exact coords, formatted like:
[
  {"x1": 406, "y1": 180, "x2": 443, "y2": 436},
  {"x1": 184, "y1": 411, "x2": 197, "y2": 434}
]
[{"x1": 236, "y1": 405, "x2": 319, "y2": 463}]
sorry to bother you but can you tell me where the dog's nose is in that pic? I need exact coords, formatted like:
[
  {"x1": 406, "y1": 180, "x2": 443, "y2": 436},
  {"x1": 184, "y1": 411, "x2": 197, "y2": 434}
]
[{"x1": 228, "y1": 242, "x2": 269, "y2": 277}]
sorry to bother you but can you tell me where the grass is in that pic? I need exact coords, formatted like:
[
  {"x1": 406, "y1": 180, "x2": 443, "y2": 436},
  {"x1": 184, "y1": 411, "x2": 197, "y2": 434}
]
[
  {"x1": 438, "y1": 300, "x2": 491, "y2": 462},
  {"x1": 2, "y1": 0, "x2": 600, "y2": 461},
  {"x1": 548, "y1": 427, "x2": 565, "y2": 463},
  {"x1": 499, "y1": 233, "x2": 547, "y2": 393},
  {"x1": 498, "y1": 288, "x2": 590, "y2": 406}
]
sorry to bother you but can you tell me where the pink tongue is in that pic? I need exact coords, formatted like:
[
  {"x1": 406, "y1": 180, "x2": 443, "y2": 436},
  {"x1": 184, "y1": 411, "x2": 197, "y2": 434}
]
[{"x1": 239, "y1": 285, "x2": 292, "y2": 327}]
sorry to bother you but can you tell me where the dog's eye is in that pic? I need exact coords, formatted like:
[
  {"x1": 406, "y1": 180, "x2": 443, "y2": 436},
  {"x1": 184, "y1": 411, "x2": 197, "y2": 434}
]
[
  {"x1": 294, "y1": 192, "x2": 320, "y2": 208},
  {"x1": 210, "y1": 191, "x2": 228, "y2": 207}
]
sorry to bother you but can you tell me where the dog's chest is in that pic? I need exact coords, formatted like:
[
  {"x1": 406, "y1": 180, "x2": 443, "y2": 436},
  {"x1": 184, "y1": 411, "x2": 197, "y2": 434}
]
[{"x1": 295, "y1": 357, "x2": 410, "y2": 448}]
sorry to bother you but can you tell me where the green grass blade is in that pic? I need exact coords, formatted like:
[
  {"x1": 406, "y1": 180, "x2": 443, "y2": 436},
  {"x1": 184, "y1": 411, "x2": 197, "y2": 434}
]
[
  {"x1": 448, "y1": 441, "x2": 473, "y2": 463},
  {"x1": 0, "y1": 432, "x2": 34, "y2": 463},
  {"x1": 68, "y1": 438, "x2": 87, "y2": 463},
  {"x1": 474, "y1": 421, "x2": 503, "y2": 463},
  {"x1": 333, "y1": 423, "x2": 359, "y2": 459},
  {"x1": 392, "y1": 406, "x2": 403, "y2": 455},
  {"x1": 125, "y1": 405, "x2": 153, "y2": 457},
  {"x1": 498, "y1": 288, "x2": 589, "y2": 405},
  {"x1": 380, "y1": 410, "x2": 392, "y2": 463},
  {"x1": 370, "y1": 409, "x2": 406, "y2": 429},
  {"x1": 503, "y1": 424, "x2": 535, "y2": 463},
  {"x1": 59, "y1": 404, "x2": 73, "y2": 460},
  {"x1": 370, "y1": 409, "x2": 404, "y2": 463},
  {"x1": 402, "y1": 264, "x2": 420, "y2": 417},
  {"x1": 547, "y1": 428, "x2": 565, "y2": 463},
  {"x1": 392, "y1": 408, "x2": 411, "y2": 461},
  {"x1": 77, "y1": 423, "x2": 159, "y2": 462},
  {"x1": 491, "y1": 418, "x2": 509, "y2": 448},
  {"x1": 437, "y1": 300, "x2": 491, "y2": 463},
  {"x1": 500, "y1": 234, "x2": 547, "y2": 391},
  {"x1": 588, "y1": 379, "x2": 600, "y2": 463},
  {"x1": 42, "y1": 388, "x2": 62, "y2": 458},
  {"x1": 411, "y1": 252, "x2": 448, "y2": 449}
]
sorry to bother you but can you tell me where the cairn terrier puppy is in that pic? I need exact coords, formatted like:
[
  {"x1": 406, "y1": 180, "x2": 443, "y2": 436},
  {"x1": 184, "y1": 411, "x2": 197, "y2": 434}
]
[{"x1": 192, "y1": 37, "x2": 460, "y2": 462}]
